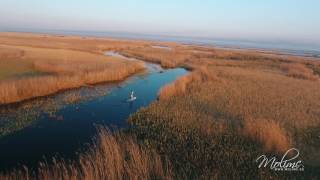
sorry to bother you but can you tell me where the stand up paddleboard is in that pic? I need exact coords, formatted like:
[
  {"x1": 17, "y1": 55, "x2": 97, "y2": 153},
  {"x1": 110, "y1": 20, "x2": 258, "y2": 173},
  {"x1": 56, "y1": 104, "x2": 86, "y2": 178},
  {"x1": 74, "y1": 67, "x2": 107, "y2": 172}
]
[
  {"x1": 128, "y1": 97, "x2": 137, "y2": 102},
  {"x1": 128, "y1": 91, "x2": 137, "y2": 102}
]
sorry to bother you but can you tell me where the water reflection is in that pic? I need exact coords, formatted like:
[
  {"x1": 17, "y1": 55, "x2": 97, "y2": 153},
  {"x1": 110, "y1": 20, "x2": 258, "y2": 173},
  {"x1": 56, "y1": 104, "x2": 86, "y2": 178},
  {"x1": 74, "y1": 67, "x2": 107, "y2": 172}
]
[{"x1": 0, "y1": 60, "x2": 188, "y2": 171}]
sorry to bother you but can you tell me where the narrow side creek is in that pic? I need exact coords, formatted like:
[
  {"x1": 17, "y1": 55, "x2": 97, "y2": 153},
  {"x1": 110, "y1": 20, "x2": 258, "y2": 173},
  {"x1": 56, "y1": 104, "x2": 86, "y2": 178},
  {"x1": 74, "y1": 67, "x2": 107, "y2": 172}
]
[{"x1": 0, "y1": 52, "x2": 188, "y2": 172}]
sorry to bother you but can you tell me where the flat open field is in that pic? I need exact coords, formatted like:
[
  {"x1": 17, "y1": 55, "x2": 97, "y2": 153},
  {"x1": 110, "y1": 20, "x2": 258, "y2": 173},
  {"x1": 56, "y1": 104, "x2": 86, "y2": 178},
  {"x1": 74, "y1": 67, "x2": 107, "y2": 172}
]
[{"x1": 1, "y1": 33, "x2": 320, "y2": 179}]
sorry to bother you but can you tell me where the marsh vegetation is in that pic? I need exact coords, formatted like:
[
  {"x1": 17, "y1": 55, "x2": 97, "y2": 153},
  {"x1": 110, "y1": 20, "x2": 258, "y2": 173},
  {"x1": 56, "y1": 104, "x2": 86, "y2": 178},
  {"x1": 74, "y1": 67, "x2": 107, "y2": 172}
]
[
  {"x1": 0, "y1": 33, "x2": 146, "y2": 104},
  {"x1": 0, "y1": 33, "x2": 319, "y2": 179},
  {"x1": 127, "y1": 45, "x2": 320, "y2": 179}
]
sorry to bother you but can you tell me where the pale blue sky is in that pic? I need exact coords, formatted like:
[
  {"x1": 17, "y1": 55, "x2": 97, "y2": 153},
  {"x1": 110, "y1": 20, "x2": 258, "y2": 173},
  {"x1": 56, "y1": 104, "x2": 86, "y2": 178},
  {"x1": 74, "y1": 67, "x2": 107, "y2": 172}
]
[{"x1": 0, "y1": 0, "x2": 319, "y2": 44}]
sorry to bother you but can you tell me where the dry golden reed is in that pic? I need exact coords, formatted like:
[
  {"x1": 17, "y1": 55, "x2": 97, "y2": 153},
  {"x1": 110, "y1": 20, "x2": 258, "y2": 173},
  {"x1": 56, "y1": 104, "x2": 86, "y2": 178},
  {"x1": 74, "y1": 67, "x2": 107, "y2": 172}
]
[
  {"x1": 128, "y1": 45, "x2": 320, "y2": 178},
  {"x1": 122, "y1": 47, "x2": 192, "y2": 68},
  {"x1": 242, "y1": 118, "x2": 291, "y2": 154},
  {"x1": 0, "y1": 61, "x2": 144, "y2": 104},
  {"x1": 0, "y1": 43, "x2": 145, "y2": 104},
  {"x1": 280, "y1": 63, "x2": 319, "y2": 80},
  {"x1": 159, "y1": 67, "x2": 216, "y2": 100}
]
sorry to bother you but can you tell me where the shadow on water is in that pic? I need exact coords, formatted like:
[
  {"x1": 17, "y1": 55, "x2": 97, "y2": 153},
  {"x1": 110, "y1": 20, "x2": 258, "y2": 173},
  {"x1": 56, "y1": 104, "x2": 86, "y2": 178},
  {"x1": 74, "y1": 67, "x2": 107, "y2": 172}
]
[{"x1": 0, "y1": 54, "x2": 188, "y2": 172}]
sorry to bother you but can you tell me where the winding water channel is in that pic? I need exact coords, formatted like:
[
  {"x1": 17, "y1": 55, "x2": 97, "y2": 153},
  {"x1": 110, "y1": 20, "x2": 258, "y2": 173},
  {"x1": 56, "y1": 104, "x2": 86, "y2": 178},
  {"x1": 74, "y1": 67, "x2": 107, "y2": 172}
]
[{"x1": 0, "y1": 52, "x2": 188, "y2": 171}]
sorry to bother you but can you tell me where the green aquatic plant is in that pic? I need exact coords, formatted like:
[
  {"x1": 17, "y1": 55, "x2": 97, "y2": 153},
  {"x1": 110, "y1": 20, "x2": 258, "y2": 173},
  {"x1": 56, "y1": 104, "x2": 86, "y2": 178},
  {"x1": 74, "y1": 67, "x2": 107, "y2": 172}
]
[{"x1": 0, "y1": 86, "x2": 109, "y2": 138}]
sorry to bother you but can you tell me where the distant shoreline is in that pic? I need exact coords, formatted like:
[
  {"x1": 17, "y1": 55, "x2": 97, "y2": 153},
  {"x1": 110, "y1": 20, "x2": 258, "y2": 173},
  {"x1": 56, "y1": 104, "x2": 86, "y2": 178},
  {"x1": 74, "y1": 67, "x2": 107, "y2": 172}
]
[{"x1": 2, "y1": 29, "x2": 320, "y2": 59}]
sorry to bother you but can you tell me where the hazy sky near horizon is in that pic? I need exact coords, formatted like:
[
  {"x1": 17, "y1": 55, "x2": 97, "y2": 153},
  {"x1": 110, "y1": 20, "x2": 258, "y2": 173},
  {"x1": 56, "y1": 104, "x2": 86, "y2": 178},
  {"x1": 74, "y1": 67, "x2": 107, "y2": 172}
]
[{"x1": 0, "y1": 0, "x2": 319, "y2": 44}]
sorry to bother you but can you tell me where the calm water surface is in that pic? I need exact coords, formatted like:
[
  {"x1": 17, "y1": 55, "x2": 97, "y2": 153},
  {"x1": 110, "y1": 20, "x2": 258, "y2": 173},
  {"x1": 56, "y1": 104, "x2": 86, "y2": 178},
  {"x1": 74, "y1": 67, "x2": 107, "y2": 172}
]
[{"x1": 0, "y1": 54, "x2": 188, "y2": 171}]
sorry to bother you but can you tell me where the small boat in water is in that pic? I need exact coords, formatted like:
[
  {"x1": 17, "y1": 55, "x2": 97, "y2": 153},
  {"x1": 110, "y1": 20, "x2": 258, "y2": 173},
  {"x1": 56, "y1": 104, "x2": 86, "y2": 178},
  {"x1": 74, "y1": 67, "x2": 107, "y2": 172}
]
[{"x1": 128, "y1": 91, "x2": 137, "y2": 102}]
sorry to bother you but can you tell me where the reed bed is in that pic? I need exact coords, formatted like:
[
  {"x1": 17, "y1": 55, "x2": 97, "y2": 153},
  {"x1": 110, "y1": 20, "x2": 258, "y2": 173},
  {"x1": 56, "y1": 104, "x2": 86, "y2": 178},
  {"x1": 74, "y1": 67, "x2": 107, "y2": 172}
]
[
  {"x1": 242, "y1": 118, "x2": 291, "y2": 154},
  {"x1": 0, "y1": 32, "x2": 149, "y2": 54},
  {"x1": 0, "y1": 45, "x2": 145, "y2": 104},
  {"x1": 159, "y1": 67, "x2": 216, "y2": 100},
  {"x1": 0, "y1": 61, "x2": 144, "y2": 105},
  {"x1": 121, "y1": 47, "x2": 193, "y2": 68},
  {"x1": 128, "y1": 51, "x2": 320, "y2": 179},
  {"x1": 280, "y1": 63, "x2": 319, "y2": 80}
]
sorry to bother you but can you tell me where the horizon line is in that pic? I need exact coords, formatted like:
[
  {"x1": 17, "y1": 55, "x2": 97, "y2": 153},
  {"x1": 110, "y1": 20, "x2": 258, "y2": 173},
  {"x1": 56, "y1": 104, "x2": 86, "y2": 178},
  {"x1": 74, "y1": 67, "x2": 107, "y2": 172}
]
[{"x1": 1, "y1": 28, "x2": 320, "y2": 56}]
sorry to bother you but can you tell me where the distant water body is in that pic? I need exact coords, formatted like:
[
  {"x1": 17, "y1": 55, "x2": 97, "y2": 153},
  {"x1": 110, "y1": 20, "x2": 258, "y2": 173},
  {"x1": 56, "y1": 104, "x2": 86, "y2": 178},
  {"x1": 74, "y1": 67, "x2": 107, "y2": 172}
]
[{"x1": 5, "y1": 29, "x2": 320, "y2": 58}]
